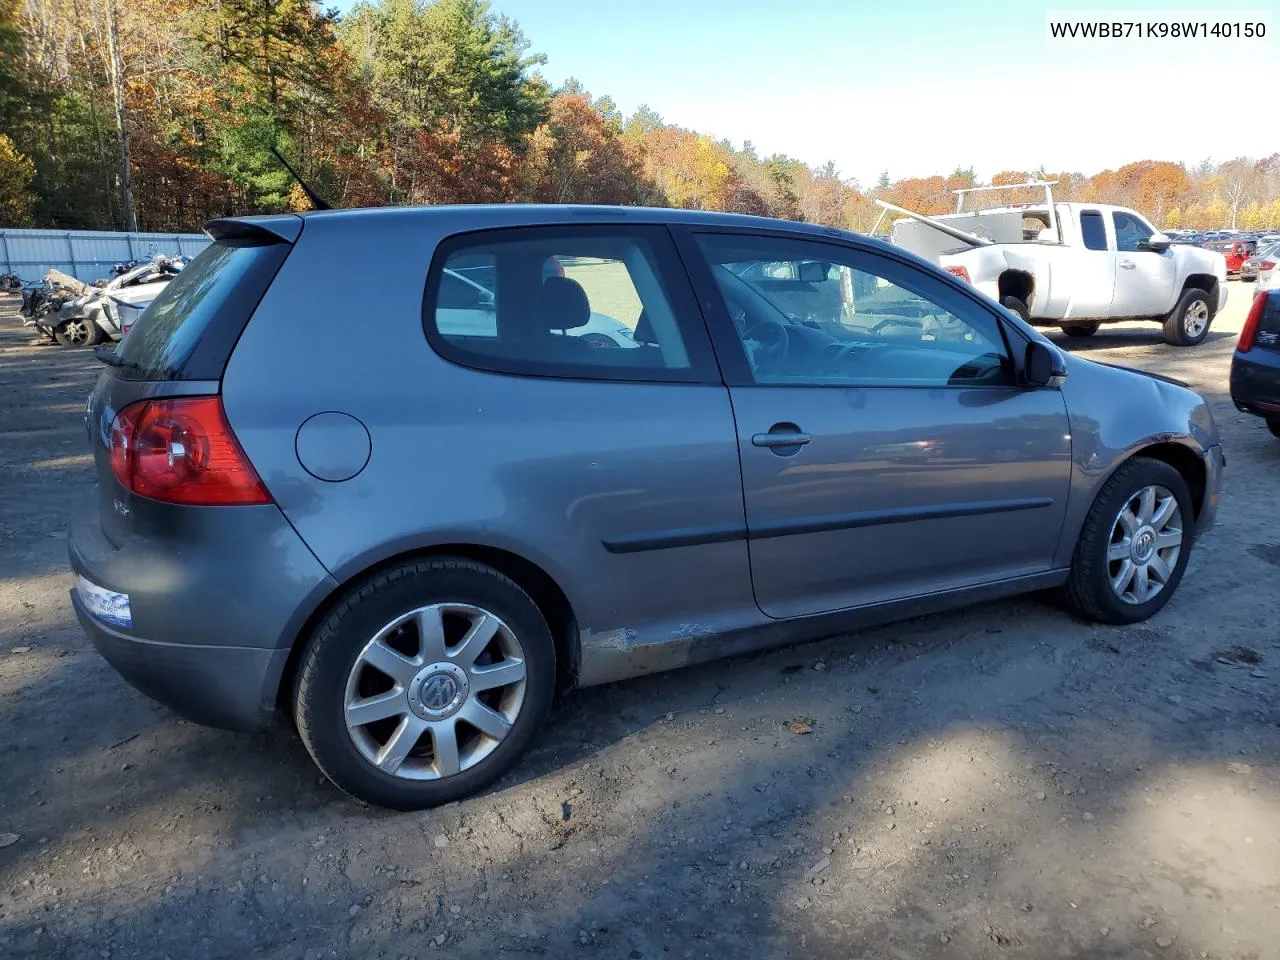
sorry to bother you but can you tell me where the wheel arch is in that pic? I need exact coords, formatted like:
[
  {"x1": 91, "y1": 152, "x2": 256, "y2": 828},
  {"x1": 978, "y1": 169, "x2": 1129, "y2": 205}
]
[
  {"x1": 998, "y1": 269, "x2": 1036, "y2": 309},
  {"x1": 1118, "y1": 441, "x2": 1207, "y2": 520},
  {"x1": 1180, "y1": 274, "x2": 1220, "y2": 309},
  {"x1": 276, "y1": 543, "x2": 581, "y2": 712}
]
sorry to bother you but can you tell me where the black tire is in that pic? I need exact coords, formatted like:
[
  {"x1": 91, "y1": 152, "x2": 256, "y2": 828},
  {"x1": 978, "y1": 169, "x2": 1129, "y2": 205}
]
[
  {"x1": 1062, "y1": 323, "x2": 1100, "y2": 338},
  {"x1": 1162, "y1": 288, "x2": 1213, "y2": 346},
  {"x1": 1268, "y1": 418, "x2": 1280, "y2": 440},
  {"x1": 1000, "y1": 295, "x2": 1030, "y2": 321},
  {"x1": 53, "y1": 317, "x2": 103, "y2": 347},
  {"x1": 1062, "y1": 457, "x2": 1194, "y2": 625},
  {"x1": 294, "y1": 558, "x2": 557, "y2": 810}
]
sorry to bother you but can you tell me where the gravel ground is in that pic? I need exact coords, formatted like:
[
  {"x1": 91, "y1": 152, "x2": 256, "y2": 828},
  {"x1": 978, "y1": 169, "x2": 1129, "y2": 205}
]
[{"x1": 1, "y1": 285, "x2": 1277, "y2": 960}]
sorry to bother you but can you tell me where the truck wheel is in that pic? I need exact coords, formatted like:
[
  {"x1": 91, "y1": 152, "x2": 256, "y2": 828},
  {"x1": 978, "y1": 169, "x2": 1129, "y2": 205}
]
[
  {"x1": 1162, "y1": 289, "x2": 1212, "y2": 346},
  {"x1": 1062, "y1": 323, "x2": 1099, "y2": 338},
  {"x1": 1000, "y1": 296, "x2": 1030, "y2": 321}
]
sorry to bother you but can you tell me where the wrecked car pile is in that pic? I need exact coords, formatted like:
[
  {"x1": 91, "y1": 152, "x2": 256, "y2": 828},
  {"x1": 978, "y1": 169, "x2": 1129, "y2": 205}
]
[{"x1": 20, "y1": 254, "x2": 188, "y2": 347}]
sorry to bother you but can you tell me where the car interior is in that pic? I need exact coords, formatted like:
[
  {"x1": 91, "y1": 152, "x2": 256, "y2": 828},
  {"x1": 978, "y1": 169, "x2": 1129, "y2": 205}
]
[
  {"x1": 707, "y1": 259, "x2": 1010, "y2": 386},
  {"x1": 435, "y1": 239, "x2": 688, "y2": 370}
]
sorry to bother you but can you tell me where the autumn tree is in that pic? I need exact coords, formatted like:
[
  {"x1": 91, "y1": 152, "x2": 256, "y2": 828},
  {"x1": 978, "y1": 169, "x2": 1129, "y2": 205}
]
[
  {"x1": 519, "y1": 92, "x2": 652, "y2": 205},
  {"x1": 1135, "y1": 162, "x2": 1191, "y2": 226},
  {"x1": 1212, "y1": 158, "x2": 1262, "y2": 230},
  {"x1": 7, "y1": 0, "x2": 1280, "y2": 235},
  {"x1": 0, "y1": 132, "x2": 36, "y2": 224},
  {"x1": 0, "y1": 0, "x2": 25, "y2": 130}
]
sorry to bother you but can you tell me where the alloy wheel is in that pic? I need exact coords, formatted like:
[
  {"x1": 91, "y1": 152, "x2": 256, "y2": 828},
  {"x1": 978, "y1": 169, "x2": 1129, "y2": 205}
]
[
  {"x1": 343, "y1": 603, "x2": 527, "y2": 780},
  {"x1": 1183, "y1": 300, "x2": 1209, "y2": 339},
  {"x1": 1106, "y1": 484, "x2": 1183, "y2": 605}
]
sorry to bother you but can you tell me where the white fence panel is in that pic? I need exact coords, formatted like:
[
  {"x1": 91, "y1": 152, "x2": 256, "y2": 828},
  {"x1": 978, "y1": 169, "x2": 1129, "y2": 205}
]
[{"x1": 0, "y1": 229, "x2": 211, "y2": 283}]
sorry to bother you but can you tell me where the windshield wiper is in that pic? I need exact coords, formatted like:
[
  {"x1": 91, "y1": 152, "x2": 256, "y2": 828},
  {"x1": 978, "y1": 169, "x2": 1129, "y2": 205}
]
[{"x1": 93, "y1": 345, "x2": 140, "y2": 369}]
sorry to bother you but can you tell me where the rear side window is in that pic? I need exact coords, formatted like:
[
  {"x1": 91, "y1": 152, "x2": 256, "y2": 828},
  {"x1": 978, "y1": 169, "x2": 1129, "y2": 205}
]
[
  {"x1": 1079, "y1": 211, "x2": 1107, "y2": 251},
  {"x1": 424, "y1": 225, "x2": 718, "y2": 382},
  {"x1": 114, "y1": 239, "x2": 291, "y2": 380}
]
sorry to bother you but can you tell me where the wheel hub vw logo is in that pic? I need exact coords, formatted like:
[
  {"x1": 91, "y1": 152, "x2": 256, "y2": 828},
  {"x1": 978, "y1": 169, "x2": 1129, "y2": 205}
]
[
  {"x1": 421, "y1": 674, "x2": 459, "y2": 711},
  {"x1": 1132, "y1": 529, "x2": 1155, "y2": 562}
]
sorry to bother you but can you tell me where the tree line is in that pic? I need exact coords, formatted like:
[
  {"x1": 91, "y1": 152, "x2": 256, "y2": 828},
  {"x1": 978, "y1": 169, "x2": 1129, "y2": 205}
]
[{"x1": 2, "y1": 0, "x2": 1278, "y2": 234}]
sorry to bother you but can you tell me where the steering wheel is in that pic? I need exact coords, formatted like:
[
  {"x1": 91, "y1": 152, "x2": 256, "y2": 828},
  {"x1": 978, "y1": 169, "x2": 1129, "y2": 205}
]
[{"x1": 743, "y1": 320, "x2": 790, "y2": 368}]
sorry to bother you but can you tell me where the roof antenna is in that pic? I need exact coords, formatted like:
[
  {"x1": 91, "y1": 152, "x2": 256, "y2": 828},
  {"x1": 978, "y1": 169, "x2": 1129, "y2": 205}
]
[{"x1": 270, "y1": 146, "x2": 332, "y2": 211}]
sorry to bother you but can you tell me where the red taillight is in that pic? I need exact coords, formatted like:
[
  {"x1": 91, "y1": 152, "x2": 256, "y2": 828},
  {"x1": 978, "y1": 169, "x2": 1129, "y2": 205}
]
[
  {"x1": 1238, "y1": 293, "x2": 1267, "y2": 353},
  {"x1": 1260, "y1": 260, "x2": 1277, "y2": 270},
  {"x1": 945, "y1": 265, "x2": 971, "y2": 283},
  {"x1": 108, "y1": 397, "x2": 271, "y2": 505}
]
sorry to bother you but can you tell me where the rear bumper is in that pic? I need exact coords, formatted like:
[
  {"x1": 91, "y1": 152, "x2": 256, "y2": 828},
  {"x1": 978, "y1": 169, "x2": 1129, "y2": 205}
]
[
  {"x1": 71, "y1": 590, "x2": 288, "y2": 732},
  {"x1": 68, "y1": 488, "x2": 337, "y2": 732}
]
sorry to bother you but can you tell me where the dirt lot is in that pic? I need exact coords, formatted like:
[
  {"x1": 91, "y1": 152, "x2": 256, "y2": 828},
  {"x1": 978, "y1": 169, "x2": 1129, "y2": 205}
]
[{"x1": 1, "y1": 286, "x2": 1277, "y2": 960}]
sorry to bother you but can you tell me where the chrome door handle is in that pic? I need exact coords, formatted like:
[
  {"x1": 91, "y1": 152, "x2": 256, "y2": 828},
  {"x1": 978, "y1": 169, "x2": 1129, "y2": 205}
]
[
  {"x1": 752, "y1": 431, "x2": 811, "y2": 448},
  {"x1": 1119, "y1": 260, "x2": 1136, "y2": 269}
]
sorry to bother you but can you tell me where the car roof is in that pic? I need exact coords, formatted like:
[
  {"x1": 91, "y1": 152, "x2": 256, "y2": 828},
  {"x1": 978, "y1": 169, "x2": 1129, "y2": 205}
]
[{"x1": 220, "y1": 204, "x2": 878, "y2": 246}]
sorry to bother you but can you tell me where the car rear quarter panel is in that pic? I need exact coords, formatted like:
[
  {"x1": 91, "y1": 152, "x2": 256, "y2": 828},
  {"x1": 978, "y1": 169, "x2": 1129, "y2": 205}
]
[
  {"x1": 220, "y1": 210, "x2": 758, "y2": 686},
  {"x1": 1050, "y1": 356, "x2": 1217, "y2": 567}
]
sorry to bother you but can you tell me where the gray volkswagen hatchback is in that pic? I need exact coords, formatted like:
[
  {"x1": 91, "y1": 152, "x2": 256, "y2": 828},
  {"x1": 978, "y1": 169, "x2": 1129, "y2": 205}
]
[{"x1": 70, "y1": 206, "x2": 1224, "y2": 809}]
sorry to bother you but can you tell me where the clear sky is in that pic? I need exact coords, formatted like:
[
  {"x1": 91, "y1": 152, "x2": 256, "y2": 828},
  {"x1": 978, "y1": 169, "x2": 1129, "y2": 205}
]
[{"x1": 335, "y1": 0, "x2": 1279, "y2": 187}]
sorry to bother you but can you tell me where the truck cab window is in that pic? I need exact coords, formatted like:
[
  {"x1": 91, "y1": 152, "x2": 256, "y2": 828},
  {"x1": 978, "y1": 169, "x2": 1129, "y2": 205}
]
[
  {"x1": 1079, "y1": 211, "x2": 1107, "y2": 251},
  {"x1": 1113, "y1": 212, "x2": 1153, "y2": 253}
]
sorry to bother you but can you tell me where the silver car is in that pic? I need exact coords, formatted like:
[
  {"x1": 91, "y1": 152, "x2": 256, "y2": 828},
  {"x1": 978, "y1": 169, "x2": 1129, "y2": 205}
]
[
  {"x1": 70, "y1": 206, "x2": 1224, "y2": 810},
  {"x1": 1240, "y1": 242, "x2": 1279, "y2": 285}
]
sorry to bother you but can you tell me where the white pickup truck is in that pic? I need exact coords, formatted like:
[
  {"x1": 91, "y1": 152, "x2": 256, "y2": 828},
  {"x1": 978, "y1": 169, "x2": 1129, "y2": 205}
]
[{"x1": 884, "y1": 194, "x2": 1229, "y2": 346}]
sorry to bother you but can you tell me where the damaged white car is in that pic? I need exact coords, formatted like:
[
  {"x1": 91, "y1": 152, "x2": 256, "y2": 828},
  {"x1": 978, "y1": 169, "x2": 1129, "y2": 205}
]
[{"x1": 38, "y1": 255, "x2": 186, "y2": 347}]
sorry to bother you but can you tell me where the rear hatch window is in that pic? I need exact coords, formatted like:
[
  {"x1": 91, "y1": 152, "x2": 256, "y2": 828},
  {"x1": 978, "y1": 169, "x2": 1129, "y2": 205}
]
[
  {"x1": 1255, "y1": 295, "x2": 1280, "y2": 351},
  {"x1": 112, "y1": 238, "x2": 291, "y2": 380}
]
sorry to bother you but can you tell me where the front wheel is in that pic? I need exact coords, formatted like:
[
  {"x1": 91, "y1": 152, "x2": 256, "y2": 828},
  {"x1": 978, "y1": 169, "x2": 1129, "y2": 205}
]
[
  {"x1": 293, "y1": 558, "x2": 556, "y2": 810},
  {"x1": 1062, "y1": 458, "x2": 1194, "y2": 625},
  {"x1": 1162, "y1": 289, "x2": 1213, "y2": 346},
  {"x1": 53, "y1": 317, "x2": 104, "y2": 347},
  {"x1": 1062, "y1": 323, "x2": 1100, "y2": 338}
]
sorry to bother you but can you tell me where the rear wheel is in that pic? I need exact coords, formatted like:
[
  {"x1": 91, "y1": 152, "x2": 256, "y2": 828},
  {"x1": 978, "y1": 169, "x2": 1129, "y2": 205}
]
[
  {"x1": 1063, "y1": 457, "x2": 1194, "y2": 625},
  {"x1": 1000, "y1": 295, "x2": 1030, "y2": 321},
  {"x1": 54, "y1": 317, "x2": 103, "y2": 347},
  {"x1": 1162, "y1": 289, "x2": 1212, "y2": 346},
  {"x1": 294, "y1": 558, "x2": 556, "y2": 810},
  {"x1": 1062, "y1": 323, "x2": 1100, "y2": 338}
]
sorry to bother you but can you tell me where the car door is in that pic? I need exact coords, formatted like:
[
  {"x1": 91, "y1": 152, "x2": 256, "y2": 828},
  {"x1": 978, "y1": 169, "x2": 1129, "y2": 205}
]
[
  {"x1": 675, "y1": 228, "x2": 1072, "y2": 620},
  {"x1": 1112, "y1": 210, "x2": 1177, "y2": 317},
  {"x1": 1052, "y1": 209, "x2": 1115, "y2": 319}
]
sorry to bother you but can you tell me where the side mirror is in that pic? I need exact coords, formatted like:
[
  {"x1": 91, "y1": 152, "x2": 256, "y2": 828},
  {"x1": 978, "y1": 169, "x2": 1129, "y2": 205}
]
[
  {"x1": 1025, "y1": 340, "x2": 1068, "y2": 386},
  {"x1": 795, "y1": 261, "x2": 821, "y2": 283},
  {"x1": 1140, "y1": 233, "x2": 1171, "y2": 252}
]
